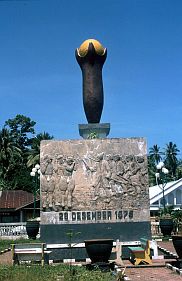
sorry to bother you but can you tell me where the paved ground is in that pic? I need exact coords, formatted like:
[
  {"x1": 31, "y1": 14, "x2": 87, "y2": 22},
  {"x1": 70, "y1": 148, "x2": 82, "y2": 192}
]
[
  {"x1": 125, "y1": 266, "x2": 182, "y2": 281},
  {"x1": 158, "y1": 240, "x2": 176, "y2": 253}
]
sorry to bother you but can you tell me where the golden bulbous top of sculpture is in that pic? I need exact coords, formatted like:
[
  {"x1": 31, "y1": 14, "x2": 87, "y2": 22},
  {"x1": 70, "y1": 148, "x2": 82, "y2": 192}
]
[{"x1": 78, "y1": 39, "x2": 105, "y2": 57}]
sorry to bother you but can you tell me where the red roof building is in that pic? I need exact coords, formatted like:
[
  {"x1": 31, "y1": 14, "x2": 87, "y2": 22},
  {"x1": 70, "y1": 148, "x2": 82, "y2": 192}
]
[{"x1": 0, "y1": 190, "x2": 40, "y2": 223}]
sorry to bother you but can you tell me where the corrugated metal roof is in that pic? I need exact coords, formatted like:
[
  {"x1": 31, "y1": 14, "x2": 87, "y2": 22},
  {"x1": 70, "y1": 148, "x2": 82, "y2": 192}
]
[{"x1": 0, "y1": 190, "x2": 34, "y2": 210}]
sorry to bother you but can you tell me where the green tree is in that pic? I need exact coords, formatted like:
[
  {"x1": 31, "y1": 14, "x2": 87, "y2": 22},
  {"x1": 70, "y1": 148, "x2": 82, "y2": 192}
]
[
  {"x1": 27, "y1": 132, "x2": 54, "y2": 167},
  {"x1": 5, "y1": 114, "x2": 36, "y2": 153},
  {"x1": 164, "y1": 141, "x2": 180, "y2": 179},
  {"x1": 1, "y1": 115, "x2": 36, "y2": 191},
  {"x1": 149, "y1": 144, "x2": 162, "y2": 165},
  {"x1": 147, "y1": 156, "x2": 156, "y2": 186},
  {"x1": 0, "y1": 128, "x2": 22, "y2": 181},
  {"x1": 176, "y1": 159, "x2": 182, "y2": 179},
  {"x1": 0, "y1": 127, "x2": 34, "y2": 191},
  {"x1": 148, "y1": 145, "x2": 163, "y2": 186},
  {"x1": 0, "y1": 115, "x2": 54, "y2": 192}
]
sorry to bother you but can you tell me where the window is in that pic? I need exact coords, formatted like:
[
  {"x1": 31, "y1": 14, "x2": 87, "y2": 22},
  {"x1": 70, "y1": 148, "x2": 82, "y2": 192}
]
[
  {"x1": 168, "y1": 193, "x2": 174, "y2": 205},
  {"x1": 176, "y1": 189, "x2": 182, "y2": 204}
]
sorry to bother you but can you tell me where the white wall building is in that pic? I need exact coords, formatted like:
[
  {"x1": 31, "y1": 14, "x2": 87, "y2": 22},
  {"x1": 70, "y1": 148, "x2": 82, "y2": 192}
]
[{"x1": 149, "y1": 178, "x2": 182, "y2": 215}]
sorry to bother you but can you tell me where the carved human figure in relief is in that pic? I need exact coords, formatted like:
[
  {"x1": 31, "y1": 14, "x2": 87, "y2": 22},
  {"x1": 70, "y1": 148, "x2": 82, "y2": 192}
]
[
  {"x1": 92, "y1": 152, "x2": 104, "y2": 193},
  {"x1": 130, "y1": 156, "x2": 147, "y2": 194},
  {"x1": 65, "y1": 157, "x2": 76, "y2": 208},
  {"x1": 102, "y1": 154, "x2": 111, "y2": 188},
  {"x1": 54, "y1": 155, "x2": 76, "y2": 211},
  {"x1": 41, "y1": 155, "x2": 55, "y2": 210},
  {"x1": 109, "y1": 155, "x2": 128, "y2": 194},
  {"x1": 101, "y1": 154, "x2": 114, "y2": 200},
  {"x1": 54, "y1": 154, "x2": 65, "y2": 210},
  {"x1": 83, "y1": 153, "x2": 113, "y2": 200}
]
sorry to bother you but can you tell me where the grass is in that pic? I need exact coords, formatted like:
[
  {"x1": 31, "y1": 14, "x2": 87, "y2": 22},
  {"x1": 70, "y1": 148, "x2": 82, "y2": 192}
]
[{"x1": 0, "y1": 264, "x2": 114, "y2": 281}]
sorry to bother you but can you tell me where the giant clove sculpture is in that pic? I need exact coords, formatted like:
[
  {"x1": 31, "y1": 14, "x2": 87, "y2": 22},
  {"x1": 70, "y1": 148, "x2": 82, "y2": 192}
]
[{"x1": 75, "y1": 39, "x2": 107, "y2": 123}]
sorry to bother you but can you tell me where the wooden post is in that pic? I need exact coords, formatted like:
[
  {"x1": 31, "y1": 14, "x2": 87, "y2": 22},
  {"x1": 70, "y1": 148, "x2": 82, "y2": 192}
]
[{"x1": 113, "y1": 239, "x2": 124, "y2": 266}]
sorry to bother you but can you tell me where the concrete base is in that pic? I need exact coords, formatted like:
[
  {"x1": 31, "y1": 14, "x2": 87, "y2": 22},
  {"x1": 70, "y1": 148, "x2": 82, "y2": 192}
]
[{"x1": 78, "y1": 123, "x2": 110, "y2": 139}]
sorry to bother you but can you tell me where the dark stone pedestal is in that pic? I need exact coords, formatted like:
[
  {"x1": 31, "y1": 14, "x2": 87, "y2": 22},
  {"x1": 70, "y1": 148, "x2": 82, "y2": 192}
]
[
  {"x1": 78, "y1": 123, "x2": 110, "y2": 139},
  {"x1": 40, "y1": 221, "x2": 151, "y2": 261},
  {"x1": 41, "y1": 221, "x2": 151, "y2": 244}
]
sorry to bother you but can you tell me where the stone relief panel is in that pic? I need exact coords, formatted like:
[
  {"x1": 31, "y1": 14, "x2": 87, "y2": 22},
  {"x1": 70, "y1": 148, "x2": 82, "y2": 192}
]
[
  {"x1": 40, "y1": 138, "x2": 149, "y2": 218},
  {"x1": 41, "y1": 154, "x2": 76, "y2": 211}
]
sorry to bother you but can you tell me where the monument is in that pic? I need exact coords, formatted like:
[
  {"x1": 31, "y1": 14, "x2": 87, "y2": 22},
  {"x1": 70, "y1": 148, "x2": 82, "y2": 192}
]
[{"x1": 40, "y1": 39, "x2": 151, "y2": 260}]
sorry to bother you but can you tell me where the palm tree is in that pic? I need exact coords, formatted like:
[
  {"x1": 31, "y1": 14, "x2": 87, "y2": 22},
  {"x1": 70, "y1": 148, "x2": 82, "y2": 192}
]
[
  {"x1": 147, "y1": 156, "x2": 156, "y2": 186},
  {"x1": 148, "y1": 145, "x2": 162, "y2": 186},
  {"x1": 27, "y1": 132, "x2": 54, "y2": 167},
  {"x1": 0, "y1": 128, "x2": 22, "y2": 180},
  {"x1": 164, "y1": 141, "x2": 180, "y2": 179},
  {"x1": 149, "y1": 144, "x2": 162, "y2": 165},
  {"x1": 176, "y1": 159, "x2": 182, "y2": 179}
]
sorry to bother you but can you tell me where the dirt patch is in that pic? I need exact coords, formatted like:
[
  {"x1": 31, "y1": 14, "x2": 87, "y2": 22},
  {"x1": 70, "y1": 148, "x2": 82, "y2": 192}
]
[{"x1": 0, "y1": 251, "x2": 12, "y2": 265}]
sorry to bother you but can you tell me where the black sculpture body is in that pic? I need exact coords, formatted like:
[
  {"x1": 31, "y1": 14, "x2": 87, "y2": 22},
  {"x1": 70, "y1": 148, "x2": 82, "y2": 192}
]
[{"x1": 76, "y1": 39, "x2": 107, "y2": 123}]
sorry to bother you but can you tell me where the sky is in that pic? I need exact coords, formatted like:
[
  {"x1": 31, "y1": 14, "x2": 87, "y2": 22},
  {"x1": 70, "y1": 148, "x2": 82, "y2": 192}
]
[{"x1": 0, "y1": 0, "x2": 182, "y2": 157}]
